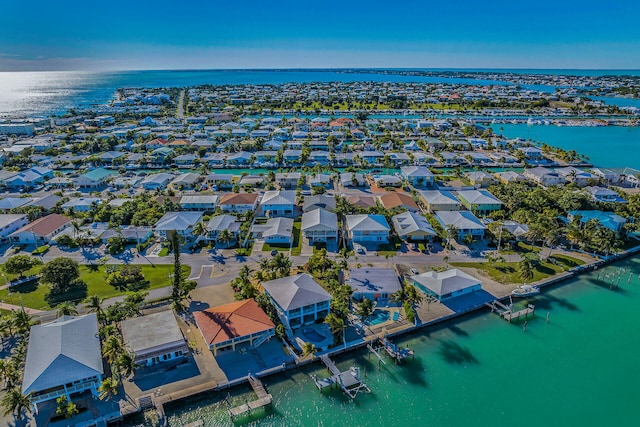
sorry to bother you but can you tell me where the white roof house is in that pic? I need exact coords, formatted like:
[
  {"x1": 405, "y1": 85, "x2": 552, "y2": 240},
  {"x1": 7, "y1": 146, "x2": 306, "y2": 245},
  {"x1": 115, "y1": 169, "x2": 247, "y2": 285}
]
[
  {"x1": 435, "y1": 211, "x2": 486, "y2": 239},
  {"x1": 392, "y1": 211, "x2": 436, "y2": 241},
  {"x1": 419, "y1": 190, "x2": 461, "y2": 212},
  {"x1": 301, "y1": 208, "x2": 338, "y2": 243},
  {"x1": 22, "y1": 314, "x2": 103, "y2": 404},
  {"x1": 411, "y1": 269, "x2": 481, "y2": 301},
  {"x1": 154, "y1": 211, "x2": 203, "y2": 237},
  {"x1": 345, "y1": 214, "x2": 391, "y2": 244},
  {"x1": 252, "y1": 217, "x2": 294, "y2": 244}
]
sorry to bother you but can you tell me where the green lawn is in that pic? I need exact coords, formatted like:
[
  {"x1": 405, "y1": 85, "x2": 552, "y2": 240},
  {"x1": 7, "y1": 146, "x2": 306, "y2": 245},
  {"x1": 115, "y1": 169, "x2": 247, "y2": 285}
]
[
  {"x1": 262, "y1": 243, "x2": 290, "y2": 252},
  {"x1": 449, "y1": 261, "x2": 564, "y2": 284},
  {"x1": 158, "y1": 247, "x2": 170, "y2": 257},
  {"x1": 0, "y1": 264, "x2": 191, "y2": 310},
  {"x1": 548, "y1": 254, "x2": 584, "y2": 268}
]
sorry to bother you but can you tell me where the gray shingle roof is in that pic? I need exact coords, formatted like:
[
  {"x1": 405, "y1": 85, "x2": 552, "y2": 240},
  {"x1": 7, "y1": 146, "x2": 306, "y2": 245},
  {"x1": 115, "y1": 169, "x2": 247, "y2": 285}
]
[
  {"x1": 411, "y1": 269, "x2": 480, "y2": 296},
  {"x1": 301, "y1": 208, "x2": 338, "y2": 231},
  {"x1": 22, "y1": 314, "x2": 103, "y2": 394},
  {"x1": 262, "y1": 273, "x2": 331, "y2": 311}
]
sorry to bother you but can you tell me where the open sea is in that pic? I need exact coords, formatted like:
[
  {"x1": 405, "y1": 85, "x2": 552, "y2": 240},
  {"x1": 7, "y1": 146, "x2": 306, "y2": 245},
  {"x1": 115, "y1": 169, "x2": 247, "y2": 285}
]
[{"x1": 121, "y1": 258, "x2": 640, "y2": 427}]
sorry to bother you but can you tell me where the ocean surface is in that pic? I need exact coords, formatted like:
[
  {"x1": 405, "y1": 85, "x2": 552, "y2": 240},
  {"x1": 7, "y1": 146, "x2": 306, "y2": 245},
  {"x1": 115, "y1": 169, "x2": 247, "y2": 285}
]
[
  {"x1": 491, "y1": 124, "x2": 640, "y2": 170},
  {"x1": 122, "y1": 257, "x2": 640, "y2": 427},
  {"x1": 1, "y1": 69, "x2": 640, "y2": 118}
]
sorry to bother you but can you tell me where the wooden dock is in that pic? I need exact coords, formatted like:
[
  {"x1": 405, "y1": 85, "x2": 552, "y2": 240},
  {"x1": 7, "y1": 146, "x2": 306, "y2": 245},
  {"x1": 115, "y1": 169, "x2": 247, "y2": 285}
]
[
  {"x1": 227, "y1": 374, "x2": 273, "y2": 419},
  {"x1": 312, "y1": 355, "x2": 371, "y2": 399},
  {"x1": 382, "y1": 337, "x2": 414, "y2": 363},
  {"x1": 486, "y1": 301, "x2": 535, "y2": 322}
]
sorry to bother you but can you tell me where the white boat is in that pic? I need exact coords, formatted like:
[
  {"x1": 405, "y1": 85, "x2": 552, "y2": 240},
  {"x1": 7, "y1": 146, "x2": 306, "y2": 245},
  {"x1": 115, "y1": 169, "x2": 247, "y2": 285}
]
[{"x1": 511, "y1": 284, "x2": 540, "y2": 297}]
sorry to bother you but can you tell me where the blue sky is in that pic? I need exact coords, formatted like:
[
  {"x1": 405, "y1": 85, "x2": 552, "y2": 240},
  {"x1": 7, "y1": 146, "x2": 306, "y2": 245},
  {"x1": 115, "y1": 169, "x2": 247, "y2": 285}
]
[{"x1": 1, "y1": 0, "x2": 640, "y2": 70}]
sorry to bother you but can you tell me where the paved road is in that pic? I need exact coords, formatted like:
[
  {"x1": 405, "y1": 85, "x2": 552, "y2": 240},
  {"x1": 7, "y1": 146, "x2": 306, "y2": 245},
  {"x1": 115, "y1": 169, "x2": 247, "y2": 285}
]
[{"x1": 176, "y1": 89, "x2": 185, "y2": 120}]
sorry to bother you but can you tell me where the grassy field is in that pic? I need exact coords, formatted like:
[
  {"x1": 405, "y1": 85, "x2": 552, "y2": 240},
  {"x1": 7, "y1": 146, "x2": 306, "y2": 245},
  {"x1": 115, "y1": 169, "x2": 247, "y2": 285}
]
[
  {"x1": 450, "y1": 260, "x2": 565, "y2": 284},
  {"x1": 0, "y1": 264, "x2": 191, "y2": 310}
]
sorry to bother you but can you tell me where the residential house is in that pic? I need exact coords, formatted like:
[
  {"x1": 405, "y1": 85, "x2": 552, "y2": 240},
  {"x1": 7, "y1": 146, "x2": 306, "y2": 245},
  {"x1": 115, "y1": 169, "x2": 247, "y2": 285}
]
[
  {"x1": 206, "y1": 173, "x2": 234, "y2": 190},
  {"x1": 22, "y1": 314, "x2": 103, "y2": 409},
  {"x1": 10, "y1": 213, "x2": 71, "y2": 245},
  {"x1": 301, "y1": 208, "x2": 338, "y2": 244},
  {"x1": 194, "y1": 299, "x2": 275, "y2": 355},
  {"x1": 308, "y1": 173, "x2": 332, "y2": 189},
  {"x1": 419, "y1": 190, "x2": 461, "y2": 212},
  {"x1": 262, "y1": 274, "x2": 332, "y2": 329},
  {"x1": 121, "y1": 311, "x2": 188, "y2": 367},
  {"x1": 0, "y1": 197, "x2": 34, "y2": 211},
  {"x1": 347, "y1": 195, "x2": 377, "y2": 209},
  {"x1": 170, "y1": 173, "x2": 202, "y2": 190},
  {"x1": 219, "y1": 193, "x2": 259, "y2": 214},
  {"x1": 400, "y1": 166, "x2": 434, "y2": 187},
  {"x1": 523, "y1": 167, "x2": 565, "y2": 186},
  {"x1": 378, "y1": 192, "x2": 420, "y2": 212},
  {"x1": 374, "y1": 175, "x2": 402, "y2": 187},
  {"x1": 141, "y1": 173, "x2": 175, "y2": 190},
  {"x1": 276, "y1": 172, "x2": 301, "y2": 189},
  {"x1": 585, "y1": 186, "x2": 626, "y2": 203},
  {"x1": 0, "y1": 214, "x2": 28, "y2": 241},
  {"x1": 260, "y1": 190, "x2": 297, "y2": 217},
  {"x1": 346, "y1": 268, "x2": 402, "y2": 307},
  {"x1": 392, "y1": 211, "x2": 436, "y2": 241},
  {"x1": 411, "y1": 269, "x2": 482, "y2": 301},
  {"x1": 206, "y1": 215, "x2": 241, "y2": 244},
  {"x1": 345, "y1": 214, "x2": 391, "y2": 244},
  {"x1": 154, "y1": 211, "x2": 203, "y2": 239},
  {"x1": 340, "y1": 172, "x2": 366, "y2": 187},
  {"x1": 495, "y1": 171, "x2": 526, "y2": 184},
  {"x1": 519, "y1": 146, "x2": 544, "y2": 161},
  {"x1": 567, "y1": 210, "x2": 627, "y2": 233},
  {"x1": 303, "y1": 194, "x2": 336, "y2": 212},
  {"x1": 251, "y1": 217, "x2": 294, "y2": 244},
  {"x1": 74, "y1": 168, "x2": 113, "y2": 189},
  {"x1": 61, "y1": 197, "x2": 103, "y2": 212},
  {"x1": 180, "y1": 195, "x2": 219, "y2": 212},
  {"x1": 435, "y1": 211, "x2": 486, "y2": 239},
  {"x1": 456, "y1": 190, "x2": 503, "y2": 216},
  {"x1": 555, "y1": 167, "x2": 595, "y2": 187},
  {"x1": 465, "y1": 171, "x2": 494, "y2": 187}
]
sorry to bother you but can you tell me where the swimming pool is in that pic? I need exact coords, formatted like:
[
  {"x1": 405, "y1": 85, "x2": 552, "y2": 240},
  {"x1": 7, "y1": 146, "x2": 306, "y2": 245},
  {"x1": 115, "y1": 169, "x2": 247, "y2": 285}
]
[
  {"x1": 366, "y1": 310, "x2": 390, "y2": 326},
  {"x1": 301, "y1": 327, "x2": 327, "y2": 343}
]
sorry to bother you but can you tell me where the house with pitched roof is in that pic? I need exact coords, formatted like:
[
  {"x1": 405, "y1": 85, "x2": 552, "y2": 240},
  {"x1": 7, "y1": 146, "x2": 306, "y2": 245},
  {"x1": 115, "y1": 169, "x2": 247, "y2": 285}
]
[
  {"x1": 400, "y1": 166, "x2": 435, "y2": 187},
  {"x1": 378, "y1": 191, "x2": 420, "y2": 212},
  {"x1": 22, "y1": 314, "x2": 103, "y2": 409},
  {"x1": 154, "y1": 211, "x2": 203, "y2": 238},
  {"x1": 435, "y1": 211, "x2": 486, "y2": 239},
  {"x1": 345, "y1": 214, "x2": 391, "y2": 244},
  {"x1": 251, "y1": 217, "x2": 294, "y2": 244},
  {"x1": 74, "y1": 167, "x2": 113, "y2": 189},
  {"x1": 260, "y1": 190, "x2": 297, "y2": 217},
  {"x1": 346, "y1": 268, "x2": 402, "y2": 306},
  {"x1": 10, "y1": 213, "x2": 71, "y2": 244},
  {"x1": 262, "y1": 274, "x2": 331, "y2": 329},
  {"x1": 194, "y1": 299, "x2": 276, "y2": 355},
  {"x1": 206, "y1": 214, "x2": 241, "y2": 244},
  {"x1": 419, "y1": 190, "x2": 461, "y2": 212},
  {"x1": 411, "y1": 269, "x2": 482, "y2": 301},
  {"x1": 392, "y1": 211, "x2": 436, "y2": 241},
  {"x1": 180, "y1": 195, "x2": 219, "y2": 212},
  {"x1": 456, "y1": 190, "x2": 503, "y2": 216},
  {"x1": 219, "y1": 192, "x2": 259, "y2": 213},
  {"x1": 0, "y1": 214, "x2": 28, "y2": 241},
  {"x1": 301, "y1": 208, "x2": 338, "y2": 244}
]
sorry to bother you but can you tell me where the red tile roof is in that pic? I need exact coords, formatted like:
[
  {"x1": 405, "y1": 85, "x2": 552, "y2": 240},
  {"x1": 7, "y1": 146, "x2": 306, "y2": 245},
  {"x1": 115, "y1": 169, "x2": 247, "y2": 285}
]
[
  {"x1": 378, "y1": 192, "x2": 419, "y2": 210},
  {"x1": 219, "y1": 193, "x2": 259, "y2": 206},
  {"x1": 193, "y1": 299, "x2": 275, "y2": 346}
]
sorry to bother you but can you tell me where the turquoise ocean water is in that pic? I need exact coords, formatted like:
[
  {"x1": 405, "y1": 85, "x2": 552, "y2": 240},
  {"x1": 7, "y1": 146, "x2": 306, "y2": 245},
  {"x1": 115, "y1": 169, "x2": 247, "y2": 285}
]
[
  {"x1": 121, "y1": 258, "x2": 640, "y2": 426},
  {"x1": 492, "y1": 124, "x2": 640, "y2": 170}
]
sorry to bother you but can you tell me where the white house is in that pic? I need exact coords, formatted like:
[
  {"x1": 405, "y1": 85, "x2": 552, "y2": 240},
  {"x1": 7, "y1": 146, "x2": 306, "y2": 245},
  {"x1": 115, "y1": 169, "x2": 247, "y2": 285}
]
[
  {"x1": 392, "y1": 211, "x2": 436, "y2": 241},
  {"x1": 251, "y1": 217, "x2": 294, "y2": 244},
  {"x1": 262, "y1": 274, "x2": 332, "y2": 329},
  {"x1": 400, "y1": 166, "x2": 435, "y2": 187},
  {"x1": 411, "y1": 269, "x2": 482, "y2": 301},
  {"x1": 0, "y1": 214, "x2": 28, "y2": 241},
  {"x1": 435, "y1": 211, "x2": 486, "y2": 239},
  {"x1": 345, "y1": 214, "x2": 391, "y2": 244},
  {"x1": 260, "y1": 190, "x2": 297, "y2": 217},
  {"x1": 219, "y1": 193, "x2": 259, "y2": 214},
  {"x1": 419, "y1": 190, "x2": 461, "y2": 212},
  {"x1": 180, "y1": 195, "x2": 219, "y2": 212},
  {"x1": 154, "y1": 211, "x2": 203, "y2": 239},
  {"x1": 10, "y1": 214, "x2": 72, "y2": 245},
  {"x1": 142, "y1": 173, "x2": 175, "y2": 190},
  {"x1": 301, "y1": 208, "x2": 338, "y2": 244},
  {"x1": 346, "y1": 268, "x2": 402, "y2": 307}
]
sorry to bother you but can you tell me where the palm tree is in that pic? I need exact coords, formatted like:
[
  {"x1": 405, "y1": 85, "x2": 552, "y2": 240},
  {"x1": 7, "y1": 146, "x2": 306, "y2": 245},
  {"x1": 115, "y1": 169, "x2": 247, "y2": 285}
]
[
  {"x1": 0, "y1": 316, "x2": 14, "y2": 341},
  {"x1": 192, "y1": 221, "x2": 206, "y2": 243},
  {"x1": 218, "y1": 228, "x2": 233, "y2": 247},
  {"x1": 404, "y1": 285, "x2": 424, "y2": 307},
  {"x1": 301, "y1": 342, "x2": 316, "y2": 357},
  {"x1": 98, "y1": 377, "x2": 120, "y2": 401},
  {"x1": 0, "y1": 387, "x2": 32, "y2": 418},
  {"x1": 84, "y1": 294, "x2": 105, "y2": 323},
  {"x1": 116, "y1": 352, "x2": 138, "y2": 379},
  {"x1": 518, "y1": 258, "x2": 534, "y2": 283},
  {"x1": 56, "y1": 301, "x2": 78, "y2": 317},
  {"x1": 102, "y1": 335, "x2": 123, "y2": 365},
  {"x1": 272, "y1": 253, "x2": 292, "y2": 278},
  {"x1": 11, "y1": 310, "x2": 33, "y2": 335},
  {"x1": 99, "y1": 324, "x2": 118, "y2": 340}
]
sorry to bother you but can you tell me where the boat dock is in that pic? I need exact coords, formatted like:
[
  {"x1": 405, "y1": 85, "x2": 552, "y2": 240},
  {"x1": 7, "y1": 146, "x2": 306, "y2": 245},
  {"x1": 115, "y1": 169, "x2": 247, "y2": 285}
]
[
  {"x1": 382, "y1": 337, "x2": 414, "y2": 363},
  {"x1": 486, "y1": 301, "x2": 535, "y2": 322},
  {"x1": 227, "y1": 374, "x2": 273, "y2": 419},
  {"x1": 311, "y1": 355, "x2": 371, "y2": 399}
]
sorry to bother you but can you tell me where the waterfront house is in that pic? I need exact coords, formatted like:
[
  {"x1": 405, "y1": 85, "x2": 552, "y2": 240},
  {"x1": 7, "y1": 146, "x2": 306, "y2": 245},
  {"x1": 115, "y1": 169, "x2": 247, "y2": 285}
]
[
  {"x1": 238, "y1": 175, "x2": 264, "y2": 188},
  {"x1": 435, "y1": 211, "x2": 486, "y2": 239},
  {"x1": 419, "y1": 190, "x2": 461, "y2": 212},
  {"x1": 252, "y1": 217, "x2": 294, "y2": 245},
  {"x1": 10, "y1": 213, "x2": 71, "y2": 245},
  {"x1": 303, "y1": 194, "x2": 336, "y2": 212},
  {"x1": 172, "y1": 154, "x2": 199, "y2": 167},
  {"x1": 374, "y1": 175, "x2": 403, "y2": 187},
  {"x1": 219, "y1": 192, "x2": 259, "y2": 214},
  {"x1": 495, "y1": 171, "x2": 526, "y2": 184},
  {"x1": 340, "y1": 172, "x2": 366, "y2": 187},
  {"x1": 308, "y1": 173, "x2": 332, "y2": 189},
  {"x1": 567, "y1": 210, "x2": 627, "y2": 233},
  {"x1": 378, "y1": 191, "x2": 420, "y2": 212},
  {"x1": 141, "y1": 173, "x2": 175, "y2": 190},
  {"x1": 523, "y1": 167, "x2": 565, "y2": 186},
  {"x1": 519, "y1": 146, "x2": 544, "y2": 161},
  {"x1": 592, "y1": 168, "x2": 620, "y2": 184},
  {"x1": 392, "y1": 211, "x2": 436, "y2": 241},
  {"x1": 456, "y1": 190, "x2": 503, "y2": 216},
  {"x1": 410, "y1": 269, "x2": 482, "y2": 301},
  {"x1": 344, "y1": 214, "x2": 390, "y2": 244},
  {"x1": 555, "y1": 167, "x2": 595, "y2": 187},
  {"x1": 206, "y1": 214, "x2": 241, "y2": 244},
  {"x1": 301, "y1": 208, "x2": 338, "y2": 244},
  {"x1": 22, "y1": 314, "x2": 103, "y2": 411},
  {"x1": 346, "y1": 267, "x2": 402, "y2": 307},
  {"x1": 74, "y1": 168, "x2": 113, "y2": 189},
  {"x1": 154, "y1": 211, "x2": 203, "y2": 239},
  {"x1": 262, "y1": 274, "x2": 331, "y2": 329},
  {"x1": 206, "y1": 173, "x2": 234, "y2": 190},
  {"x1": 171, "y1": 173, "x2": 202, "y2": 190},
  {"x1": 121, "y1": 311, "x2": 188, "y2": 367},
  {"x1": 0, "y1": 214, "x2": 28, "y2": 241},
  {"x1": 465, "y1": 171, "x2": 494, "y2": 187},
  {"x1": 260, "y1": 190, "x2": 297, "y2": 217},
  {"x1": 194, "y1": 299, "x2": 275, "y2": 356},
  {"x1": 276, "y1": 172, "x2": 302, "y2": 189},
  {"x1": 180, "y1": 195, "x2": 219, "y2": 212},
  {"x1": 400, "y1": 166, "x2": 435, "y2": 187}
]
